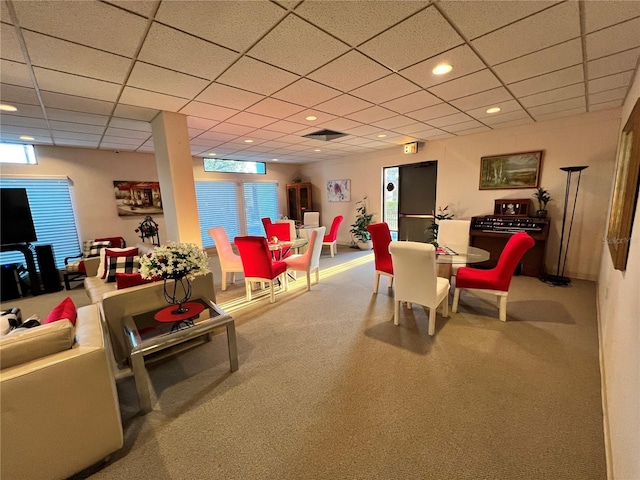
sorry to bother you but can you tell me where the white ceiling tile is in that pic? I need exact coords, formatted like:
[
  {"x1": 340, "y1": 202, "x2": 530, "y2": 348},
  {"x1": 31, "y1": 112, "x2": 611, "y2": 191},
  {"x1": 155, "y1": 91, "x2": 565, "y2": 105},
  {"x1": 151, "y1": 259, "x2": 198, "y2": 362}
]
[
  {"x1": 246, "y1": 98, "x2": 306, "y2": 118},
  {"x1": 0, "y1": 2, "x2": 11, "y2": 24},
  {"x1": 406, "y1": 103, "x2": 459, "y2": 122},
  {"x1": 450, "y1": 125, "x2": 491, "y2": 136},
  {"x1": 295, "y1": 1, "x2": 428, "y2": 47},
  {"x1": 55, "y1": 139, "x2": 99, "y2": 148},
  {"x1": 104, "y1": 127, "x2": 152, "y2": 140},
  {"x1": 190, "y1": 138, "x2": 225, "y2": 148},
  {"x1": 370, "y1": 115, "x2": 416, "y2": 130},
  {"x1": 187, "y1": 117, "x2": 218, "y2": 130},
  {"x1": 359, "y1": 6, "x2": 464, "y2": 71},
  {"x1": 590, "y1": 99, "x2": 624, "y2": 111},
  {"x1": 391, "y1": 123, "x2": 435, "y2": 135},
  {"x1": 427, "y1": 112, "x2": 474, "y2": 128},
  {"x1": 508, "y1": 65, "x2": 584, "y2": 97},
  {"x1": 217, "y1": 57, "x2": 299, "y2": 96},
  {"x1": 520, "y1": 83, "x2": 585, "y2": 108},
  {"x1": 45, "y1": 109, "x2": 109, "y2": 126},
  {"x1": 490, "y1": 117, "x2": 535, "y2": 129},
  {"x1": 1, "y1": 22, "x2": 25, "y2": 62},
  {"x1": 400, "y1": 44, "x2": 487, "y2": 90},
  {"x1": 263, "y1": 120, "x2": 309, "y2": 134},
  {"x1": 120, "y1": 86, "x2": 189, "y2": 111},
  {"x1": 114, "y1": 104, "x2": 160, "y2": 122},
  {"x1": 317, "y1": 118, "x2": 364, "y2": 132},
  {"x1": 528, "y1": 97, "x2": 586, "y2": 116},
  {"x1": 589, "y1": 87, "x2": 628, "y2": 105},
  {"x1": 585, "y1": 17, "x2": 640, "y2": 60},
  {"x1": 381, "y1": 90, "x2": 441, "y2": 114},
  {"x1": 450, "y1": 87, "x2": 514, "y2": 111},
  {"x1": 466, "y1": 100, "x2": 524, "y2": 120},
  {"x1": 438, "y1": 1, "x2": 558, "y2": 40},
  {"x1": 587, "y1": 48, "x2": 640, "y2": 79},
  {"x1": 471, "y1": 2, "x2": 579, "y2": 65},
  {"x1": 108, "y1": 118, "x2": 152, "y2": 132},
  {"x1": 1, "y1": 115, "x2": 49, "y2": 129},
  {"x1": 100, "y1": 142, "x2": 139, "y2": 150},
  {"x1": 138, "y1": 23, "x2": 238, "y2": 81},
  {"x1": 196, "y1": 131, "x2": 238, "y2": 143},
  {"x1": 349, "y1": 74, "x2": 420, "y2": 104},
  {"x1": 40, "y1": 91, "x2": 113, "y2": 115},
  {"x1": 53, "y1": 130, "x2": 102, "y2": 142},
  {"x1": 0, "y1": 103, "x2": 44, "y2": 119},
  {"x1": 188, "y1": 128, "x2": 205, "y2": 138},
  {"x1": 208, "y1": 122, "x2": 257, "y2": 137},
  {"x1": 493, "y1": 39, "x2": 583, "y2": 84},
  {"x1": 285, "y1": 109, "x2": 337, "y2": 126},
  {"x1": 243, "y1": 129, "x2": 285, "y2": 141},
  {"x1": 342, "y1": 124, "x2": 384, "y2": 136},
  {"x1": 180, "y1": 101, "x2": 239, "y2": 122},
  {"x1": 308, "y1": 51, "x2": 390, "y2": 92},
  {"x1": 345, "y1": 105, "x2": 396, "y2": 123},
  {"x1": 1, "y1": 125, "x2": 51, "y2": 136},
  {"x1": 12, "y1": 1, "x2": 148, "y2": 57},
  {"x1": 533, "y1": 106, "x2": 586, "y2": 122},
  {"x1": 195, "y1": 83, "x2": 264, "y2": 110},
  {"x1": 104, "y1": 1, "x2": 160, "y2": 18},
  {"x1": 127, "y1": 62, "x2": 208, "y2": 99},
  {"x1": 48, "y1": 120, "x2": 104, "y2": 134},
  {"x1": 272, "y1": 78, "x2": 341, "y2": 106},
  {"x1": 314, "y1": 95, "x2": 373, "y2": 116},
  {"x1": 589, "y1": 71, "x2": 634, "y2": 94},
  {"x1": 34, "y1": 68, "x2": 120, "y2": 101},
  {"x1": 0, "y1": 85, "x2": 41, "y2": 105},
  {"x1": 23, "y1": 31, "x2": 130, "y2": 84},
  {"x1": 428, "y1": 70, "x2": 502, "y2": 100},
  {"x1": 155, "y1": 1, "x2": 286, "y2": 53},
  {"x1": 248, "y1": 15, "x2": 350, "y2": 76},
  {"x1": 1, "y1": 59, "x2": 34, "y2": 88},
  {"x1": 227, "y1": 112, "x2": 278, "y2": 129},
  {"x1": 583, "y1": 1, "x2": 640, "y2": 33}
]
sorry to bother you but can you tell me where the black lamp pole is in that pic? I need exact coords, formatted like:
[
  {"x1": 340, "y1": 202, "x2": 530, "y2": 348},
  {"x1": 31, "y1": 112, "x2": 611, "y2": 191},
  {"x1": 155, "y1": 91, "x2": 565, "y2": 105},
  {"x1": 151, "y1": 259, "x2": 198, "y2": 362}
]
[{"x1": 545, "y1": 165, "x2": 588, "y2": 286}]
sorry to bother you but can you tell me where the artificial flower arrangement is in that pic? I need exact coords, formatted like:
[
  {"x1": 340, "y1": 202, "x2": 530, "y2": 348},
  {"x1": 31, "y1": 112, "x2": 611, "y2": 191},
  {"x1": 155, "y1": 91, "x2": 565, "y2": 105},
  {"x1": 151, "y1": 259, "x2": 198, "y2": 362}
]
[{"x1": 138, "y1": 242, "x2": 210, "y2": 280}]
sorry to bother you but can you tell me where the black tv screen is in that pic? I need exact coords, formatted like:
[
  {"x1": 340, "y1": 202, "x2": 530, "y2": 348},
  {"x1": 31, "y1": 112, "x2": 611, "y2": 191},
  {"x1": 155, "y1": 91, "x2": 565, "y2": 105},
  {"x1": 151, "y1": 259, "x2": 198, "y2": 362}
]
[{"x1": 1, "y1": 188, "x2": 37, "y2": 245}]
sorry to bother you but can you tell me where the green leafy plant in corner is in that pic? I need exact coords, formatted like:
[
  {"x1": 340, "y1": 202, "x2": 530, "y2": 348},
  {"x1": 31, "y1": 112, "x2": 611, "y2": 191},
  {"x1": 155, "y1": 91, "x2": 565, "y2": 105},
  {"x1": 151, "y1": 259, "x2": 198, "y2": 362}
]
[
  {"x1": 533, "y1": 187, "x2": 552, "y2": 211},
  {"x1": 350, "y1": 197, "x2": 374, "y2": 243},
  {"x1": 426, "y1": 205, "x2": 454, "y2": 246}
]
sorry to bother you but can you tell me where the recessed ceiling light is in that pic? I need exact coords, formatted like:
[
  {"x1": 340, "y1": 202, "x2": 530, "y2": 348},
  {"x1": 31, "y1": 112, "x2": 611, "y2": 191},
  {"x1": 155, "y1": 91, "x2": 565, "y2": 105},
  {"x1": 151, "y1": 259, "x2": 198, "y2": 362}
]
[
  {"x1": 20, "y1": 136, "x2": 35, "y2": 141},
  {"x1": 0, "y1": 104, "x2": 18, "y2": 112},
  {"x1": 272, "y1": 158, "x2": 278, "y2": 162},
  {"x1": 305, "y1": 116, "x2": 317, "y2": 121},
  {"x1": 244, "y1": 139, "x2": 254, "y2": 143},
  {"x1": 208, "y1": 153, "x2": 216, "y2": 156},
  {"x1": 377, "y1": 134, "x2": 387, "y2": 138},
  {"x1": 432, "y1": 63, "x2": 453, "y2": 75},
  {"x1": 314, "y1": 149, "x2": 322, "y2": 152},
  {"x1": 486, "y1": 107, "x2": 502, "y2": 114}
]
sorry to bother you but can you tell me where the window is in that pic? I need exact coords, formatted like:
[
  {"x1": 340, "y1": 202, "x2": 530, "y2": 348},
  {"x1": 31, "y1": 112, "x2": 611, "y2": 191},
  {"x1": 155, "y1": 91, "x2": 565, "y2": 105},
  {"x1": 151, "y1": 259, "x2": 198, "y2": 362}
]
[
  {"x1": 0, "y1": 178, "x2": 80, "y2": 269},
  {"x1": 203, "y1": 158, "x2": 266, "y2": 174},
  {"x1": 0, "y1": 143, "x2": 37, "y2": 164},
  {"x1": 195, "y1": 181, "x2": 278, "y2": 247}
]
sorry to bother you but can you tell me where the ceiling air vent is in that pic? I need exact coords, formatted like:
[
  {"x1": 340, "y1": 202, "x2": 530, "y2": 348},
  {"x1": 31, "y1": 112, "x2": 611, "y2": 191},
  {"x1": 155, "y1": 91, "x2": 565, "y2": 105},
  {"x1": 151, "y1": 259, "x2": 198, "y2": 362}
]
[{"x1": 303, "y1": 129, "x2": 347, "y2": 141}]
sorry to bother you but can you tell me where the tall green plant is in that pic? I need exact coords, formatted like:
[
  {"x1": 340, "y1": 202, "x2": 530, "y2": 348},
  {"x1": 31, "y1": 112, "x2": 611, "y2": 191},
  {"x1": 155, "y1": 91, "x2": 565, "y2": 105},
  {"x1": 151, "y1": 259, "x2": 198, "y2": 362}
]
[
  {"x1": 350, "y1": 197, "x2": 374, "y2": 242},
  {"x1": 426, "y1": 205, "x2": 454, "y2": 246}
]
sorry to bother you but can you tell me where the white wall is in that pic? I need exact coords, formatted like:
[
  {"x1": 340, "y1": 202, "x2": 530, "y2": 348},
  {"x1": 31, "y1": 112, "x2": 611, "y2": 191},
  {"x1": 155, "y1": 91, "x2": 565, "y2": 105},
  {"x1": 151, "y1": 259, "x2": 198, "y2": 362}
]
[
  {"x1": 0, "y1": 146, "x2": 297, "y2": 247},
  {"x1": 597, "y1": 68, "x2": 640, "y2": 480},
  {"x1": 300, "y1": 108, "x2": 621, "y2": 281}
]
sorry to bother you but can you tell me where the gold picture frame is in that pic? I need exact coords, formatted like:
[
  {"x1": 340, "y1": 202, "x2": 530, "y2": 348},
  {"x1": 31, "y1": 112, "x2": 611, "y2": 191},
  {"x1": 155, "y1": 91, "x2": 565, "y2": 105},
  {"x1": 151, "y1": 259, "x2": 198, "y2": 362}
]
[
  {"x1": 606, "y1": 97, "x2": 640, "y2": 271},
  {"x1": 479, "y1": 150, "x2": 543, "y2": 190}
]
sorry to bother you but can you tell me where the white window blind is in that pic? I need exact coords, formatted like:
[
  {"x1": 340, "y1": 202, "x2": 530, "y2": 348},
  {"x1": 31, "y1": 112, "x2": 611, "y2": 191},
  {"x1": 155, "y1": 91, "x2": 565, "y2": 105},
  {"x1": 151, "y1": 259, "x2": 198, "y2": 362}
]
[
  {"x1": 0, "y1": 178, "x2": 79, "y2": 269},
  {"x1": 243, "y1": 182, "x2": 279, "y2": 236},
  {"x1": 195, "y1": 181, "x2": 240, "y2": 248}
]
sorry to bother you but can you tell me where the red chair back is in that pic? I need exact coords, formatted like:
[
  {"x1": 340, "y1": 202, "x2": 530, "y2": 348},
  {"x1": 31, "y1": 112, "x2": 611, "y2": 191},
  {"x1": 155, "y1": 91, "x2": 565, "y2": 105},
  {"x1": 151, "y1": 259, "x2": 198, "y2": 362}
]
[
  {"x1": 265, "y1": 222, "x2": 291, "y2": 241},
  {"x1": 261, "y1": 217, "x2": 272, "y2": 236},
  {"x1": 457, "y1": 232, "x2": 535, "y2": 292},
  {"x1": 324, "y1": 215, "x2": 344, "y2": 242},
  {"x1": 366, "y1": 222, "x2": 393, "y2": 275},
  {"x1": 234, "y1": 236, "x2": 286, "y2": 280}
]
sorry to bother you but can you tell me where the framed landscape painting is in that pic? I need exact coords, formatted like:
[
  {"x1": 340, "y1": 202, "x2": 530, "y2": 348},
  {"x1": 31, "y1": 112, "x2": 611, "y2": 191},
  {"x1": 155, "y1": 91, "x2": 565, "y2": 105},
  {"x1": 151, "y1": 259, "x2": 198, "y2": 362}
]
[{"x1": 479, "y1": 151, "x2": 543, "y2": 190}]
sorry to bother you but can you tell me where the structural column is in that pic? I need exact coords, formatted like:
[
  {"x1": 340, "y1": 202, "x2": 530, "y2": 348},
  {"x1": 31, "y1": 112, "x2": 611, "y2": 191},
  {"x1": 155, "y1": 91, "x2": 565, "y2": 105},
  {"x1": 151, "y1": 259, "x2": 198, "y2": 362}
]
[{"x1": 151, "y1": 111, "x2": 201, "y2": 246}]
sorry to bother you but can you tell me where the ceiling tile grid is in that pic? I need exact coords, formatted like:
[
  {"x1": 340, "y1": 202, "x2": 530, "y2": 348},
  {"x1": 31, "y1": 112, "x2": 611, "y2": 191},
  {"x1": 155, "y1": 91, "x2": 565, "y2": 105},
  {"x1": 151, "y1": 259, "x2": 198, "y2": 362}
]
[{"x1": 0, "y1": 0, "x2": 638, "y2": 162}]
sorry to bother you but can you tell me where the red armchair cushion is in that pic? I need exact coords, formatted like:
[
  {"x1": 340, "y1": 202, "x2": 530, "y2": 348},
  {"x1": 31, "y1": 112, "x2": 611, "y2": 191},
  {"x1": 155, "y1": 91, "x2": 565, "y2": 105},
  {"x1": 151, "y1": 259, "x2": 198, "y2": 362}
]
[
  {"x1": 115, "y1": 273, "x2": 156, "y2": 290},
  {"x1": 43, "y1": 297, "x2": 77, "y2": 326}
]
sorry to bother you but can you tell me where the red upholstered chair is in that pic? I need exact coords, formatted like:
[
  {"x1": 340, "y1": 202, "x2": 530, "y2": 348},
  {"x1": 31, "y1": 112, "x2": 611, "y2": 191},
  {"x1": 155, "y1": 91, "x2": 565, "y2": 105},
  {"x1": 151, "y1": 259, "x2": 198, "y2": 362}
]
[
  {"x1": 265, "y1": 222, "x2": 291, "y2": 241},
  {"x1": 452, "y1": 232, "x2": 535, "y2": 322},
  {"x1": 366, "y1": 222, "x2": 394, "y2": 294},
  {"x1": 63, "y1": 236, "x2": 126, "y2": 290},
  {"x1": 234, "y1": 236, "x2": 288, "y2": 303},
  {"x1": 322, "y1": 215, "x2": 344, "y2": 257},
  {"x1": 261, "y1": 217, "x2": 272, "y2": 236}
]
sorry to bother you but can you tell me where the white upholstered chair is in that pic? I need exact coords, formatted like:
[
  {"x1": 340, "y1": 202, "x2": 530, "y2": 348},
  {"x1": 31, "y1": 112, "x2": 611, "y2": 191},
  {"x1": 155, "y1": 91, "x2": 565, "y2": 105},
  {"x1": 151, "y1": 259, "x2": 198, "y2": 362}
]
[
  {"x1": 283, "y1": 227, "x2": 325, "y2": 291},
  {"x1": 437, "y1": 219, "x2": 471, "y2": 279},
  {"x1": 389, "y1": 241, "x2": 450, "y2": 336},
  {"x1": 303, "y1": 211, "x2": 320, "y2": 227},
  {"x1": 208, "y1": 226, "x2": 244, "y2": 291}
]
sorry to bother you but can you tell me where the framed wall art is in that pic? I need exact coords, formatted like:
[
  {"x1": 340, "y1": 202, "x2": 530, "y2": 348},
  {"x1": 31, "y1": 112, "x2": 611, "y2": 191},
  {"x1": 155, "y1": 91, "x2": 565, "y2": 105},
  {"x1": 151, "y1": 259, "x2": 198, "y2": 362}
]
[
  {"x1": 327, "y1": 179, "x2": 351, "y2": 202},
  {"x1": 113, "y1": 181, "x2": 163, "y2": 216},
  {"x1": 606, "y1": 97, "x2": 640, "y2": 271},
  {"x1": 479, "y1": 150, "x2": 543, "y2": 190}
]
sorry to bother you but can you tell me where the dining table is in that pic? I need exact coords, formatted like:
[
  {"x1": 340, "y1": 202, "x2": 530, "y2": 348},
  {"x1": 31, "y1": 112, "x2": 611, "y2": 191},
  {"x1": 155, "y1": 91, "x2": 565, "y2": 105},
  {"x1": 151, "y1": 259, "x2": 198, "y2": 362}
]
[
  {"x1": 268, "y1": 237, "x2": 309, "y2": 260},
  {"x1": 435, "y1": 244, "x2": 490, "y2": 279}
]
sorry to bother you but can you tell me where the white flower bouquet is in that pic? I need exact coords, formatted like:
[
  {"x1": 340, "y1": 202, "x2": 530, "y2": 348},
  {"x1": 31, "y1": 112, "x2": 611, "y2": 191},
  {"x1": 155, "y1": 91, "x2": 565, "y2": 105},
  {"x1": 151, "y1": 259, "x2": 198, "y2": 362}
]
[{"x1": 139, "y1": 242, "x2": 210, "y2": 280}]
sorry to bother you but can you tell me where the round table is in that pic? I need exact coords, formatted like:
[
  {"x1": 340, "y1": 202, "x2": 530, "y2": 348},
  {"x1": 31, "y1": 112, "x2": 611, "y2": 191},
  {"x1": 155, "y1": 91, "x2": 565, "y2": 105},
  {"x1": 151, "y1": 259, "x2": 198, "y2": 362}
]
[{"x1": 435, "y1": 244, "x2": 490, "y2": 264}]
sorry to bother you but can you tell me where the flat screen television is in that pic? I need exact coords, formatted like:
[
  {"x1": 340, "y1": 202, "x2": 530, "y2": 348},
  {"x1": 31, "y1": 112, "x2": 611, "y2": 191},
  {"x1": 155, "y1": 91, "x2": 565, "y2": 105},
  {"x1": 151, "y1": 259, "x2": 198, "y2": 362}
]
[{"x1": 1, "y1": 188, "x2": 37, "y2": 245}]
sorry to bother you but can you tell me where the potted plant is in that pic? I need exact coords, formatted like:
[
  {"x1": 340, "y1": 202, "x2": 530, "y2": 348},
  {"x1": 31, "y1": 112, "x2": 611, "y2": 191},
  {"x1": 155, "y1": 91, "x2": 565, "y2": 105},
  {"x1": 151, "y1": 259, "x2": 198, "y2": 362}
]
[
  {"x1": 350, "y1": 197, "x2": 374, "y2": 250},
  {"x1": 426, "y1": 205, "x2": 454, "y2": 246},
  {"x1": 532, "y1": 187, "x2": 552, "y2": 217}
]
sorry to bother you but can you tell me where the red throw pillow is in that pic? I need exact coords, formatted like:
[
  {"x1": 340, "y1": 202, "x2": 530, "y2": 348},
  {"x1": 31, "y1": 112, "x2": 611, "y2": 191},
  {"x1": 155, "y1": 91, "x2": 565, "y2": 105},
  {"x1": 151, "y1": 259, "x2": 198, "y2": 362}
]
[
  {"x1": 43, "y1": 296, "x2": 77, "y2": 326},
  {"x1": 100, "y1": 248, "x2": 139, "y2": 279},
  {"x1": 115, "y1": 273, "x2": 156, "y2": 290}
]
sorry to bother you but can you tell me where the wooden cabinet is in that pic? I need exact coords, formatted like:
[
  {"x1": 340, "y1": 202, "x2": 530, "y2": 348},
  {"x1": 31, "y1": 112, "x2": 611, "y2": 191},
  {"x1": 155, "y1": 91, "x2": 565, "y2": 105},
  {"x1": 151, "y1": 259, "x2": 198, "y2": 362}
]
[{"x1": 286, "y1": 182, "x2": 313, "y2": 223}]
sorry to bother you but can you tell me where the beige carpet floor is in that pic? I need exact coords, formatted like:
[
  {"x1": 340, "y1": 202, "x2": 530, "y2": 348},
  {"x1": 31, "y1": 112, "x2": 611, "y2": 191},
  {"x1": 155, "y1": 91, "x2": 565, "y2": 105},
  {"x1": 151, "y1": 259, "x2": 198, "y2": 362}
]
[{"x1": 2, "y1": 247, "x2": 606, "y2": 479}]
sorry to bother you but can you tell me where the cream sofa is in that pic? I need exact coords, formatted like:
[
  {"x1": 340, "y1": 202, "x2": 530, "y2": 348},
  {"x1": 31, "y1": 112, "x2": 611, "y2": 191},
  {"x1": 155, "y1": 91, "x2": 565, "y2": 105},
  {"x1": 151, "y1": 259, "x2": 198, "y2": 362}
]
[
  {"x1": 0, "y1": 304, "x2": 124, "y2": 480},
  {"x1": 82, "y1": 243, "x2": 217, "y2": 368}
]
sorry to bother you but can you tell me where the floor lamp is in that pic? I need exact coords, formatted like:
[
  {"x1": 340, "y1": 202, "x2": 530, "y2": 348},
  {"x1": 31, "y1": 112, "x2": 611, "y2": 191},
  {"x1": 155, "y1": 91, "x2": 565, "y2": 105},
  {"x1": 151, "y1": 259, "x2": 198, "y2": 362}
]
[{"x1": 545, "y1": 166, "x2": 588, "y2": 286}]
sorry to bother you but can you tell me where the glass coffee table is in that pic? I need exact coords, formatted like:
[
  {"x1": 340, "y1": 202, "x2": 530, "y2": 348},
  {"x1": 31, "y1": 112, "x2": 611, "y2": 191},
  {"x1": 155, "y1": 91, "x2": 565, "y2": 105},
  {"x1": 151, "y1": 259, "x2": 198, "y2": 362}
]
[{"x1": 122, "y1": 296, "x2": 238, "y2": 413}]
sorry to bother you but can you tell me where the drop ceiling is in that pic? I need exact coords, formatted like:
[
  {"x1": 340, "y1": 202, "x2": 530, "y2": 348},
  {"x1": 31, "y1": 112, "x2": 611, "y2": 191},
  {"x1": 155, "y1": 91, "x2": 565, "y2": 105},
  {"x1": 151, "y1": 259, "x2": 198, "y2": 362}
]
[{"x1": 0, "y1": 0, "x2": 639, "y2": 164}]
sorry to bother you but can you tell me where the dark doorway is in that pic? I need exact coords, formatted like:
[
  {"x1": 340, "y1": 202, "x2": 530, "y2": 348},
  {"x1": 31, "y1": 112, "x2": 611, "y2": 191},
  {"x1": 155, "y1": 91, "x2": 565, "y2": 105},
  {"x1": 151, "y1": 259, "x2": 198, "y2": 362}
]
[{"x1": 396, "y1": 161, "x2": 437, "y2": 242}]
